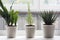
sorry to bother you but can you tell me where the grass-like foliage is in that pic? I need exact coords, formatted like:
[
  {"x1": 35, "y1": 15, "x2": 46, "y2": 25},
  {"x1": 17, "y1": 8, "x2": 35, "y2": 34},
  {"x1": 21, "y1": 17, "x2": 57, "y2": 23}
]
[
  {"x1": 0, "y1": 0, "x2": 18, "y2": 26},
  {"x1": 26, "y1": 3, "x2": 33, "y2": 25},
  {"x1": 9, "y1": 10, "x2": 18, "y2": 26},
  {"x1": 40, "y1": 11, "x2": 58, "y2": 25}
]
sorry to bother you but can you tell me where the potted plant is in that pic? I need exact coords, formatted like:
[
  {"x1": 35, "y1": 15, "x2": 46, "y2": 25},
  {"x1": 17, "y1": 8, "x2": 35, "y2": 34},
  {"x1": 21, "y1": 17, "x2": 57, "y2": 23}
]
[
  {"x1": 7, "y1": 10, "x2": 18, "y2": 38},
  {"x1": 26, "y1": 3, "x2": 35, "y2": 38},
  {"x1": 0, "y1": 0, "x2": 18, "y2": 38},
  {"x1": 40, "y1": 11, "x2": 57, "y2": 38}
]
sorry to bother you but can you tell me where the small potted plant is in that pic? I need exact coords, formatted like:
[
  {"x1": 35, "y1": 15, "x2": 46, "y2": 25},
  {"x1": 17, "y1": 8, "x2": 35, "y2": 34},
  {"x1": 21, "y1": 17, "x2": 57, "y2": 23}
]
[
  {"x1": 26, "y1": 3, "x2": 35, "y2": 38},
  {"x1": 7, "y1": 9, "x2": 18, "y2": 38},
  {"x1": 0, "y1": 0, "x2": 18, "y2": 38},
  {"x1": 40, "y1": 11, "x2": 57, "y2": 38}
]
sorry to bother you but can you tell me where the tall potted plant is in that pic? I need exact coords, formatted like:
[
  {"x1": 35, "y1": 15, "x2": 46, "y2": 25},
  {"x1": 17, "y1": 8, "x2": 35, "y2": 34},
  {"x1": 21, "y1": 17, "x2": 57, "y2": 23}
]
[
  {"x1": 0, "y1": 0, "x2": 18, "y2": 38},
  {"x1": 40, "y1": 11, "x2": 57, "y2": 38},
  {"x1": 26, "y1": 3, "x2": 35, "y2": 38}
]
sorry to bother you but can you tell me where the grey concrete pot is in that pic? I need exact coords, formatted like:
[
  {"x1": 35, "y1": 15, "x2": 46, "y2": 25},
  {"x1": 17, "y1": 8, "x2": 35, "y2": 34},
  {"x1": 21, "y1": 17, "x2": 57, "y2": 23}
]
[
  {"x1": 26, "y1": 25, "x2": 35, "y2": 38},
  {"x1": 43, "y1": 25, "x2": 55, "y2": 38},
  {"x1": 7, "y1": 26, "x2": 17, "y2": 38}
]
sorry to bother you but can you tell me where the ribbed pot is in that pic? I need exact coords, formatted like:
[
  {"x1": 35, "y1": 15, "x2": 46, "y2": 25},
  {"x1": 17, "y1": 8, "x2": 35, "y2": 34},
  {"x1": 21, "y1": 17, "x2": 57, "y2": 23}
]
[
  {"x1": 43, "y1": 25, "x2": 55, "y2": 38},
  {"x1": 7, "y1": 26, "x2": 16, "y2": 38},
  {"x1": 26, "y1": 25, "x2": 35, "y2": 38}
]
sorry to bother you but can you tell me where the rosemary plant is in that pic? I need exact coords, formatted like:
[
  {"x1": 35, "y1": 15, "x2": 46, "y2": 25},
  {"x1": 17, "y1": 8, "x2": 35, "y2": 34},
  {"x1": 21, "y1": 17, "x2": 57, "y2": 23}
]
[{"x1": 26, "y1": 3, "x2": 33, "y2": 25}]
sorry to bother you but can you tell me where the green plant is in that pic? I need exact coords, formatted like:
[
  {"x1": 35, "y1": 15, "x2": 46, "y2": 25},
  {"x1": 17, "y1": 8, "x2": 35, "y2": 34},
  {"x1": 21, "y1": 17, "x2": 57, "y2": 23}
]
[
  {"x1": 26, "y1": 3, "x2": 33, "y2": 25},
  {"x1": 0, "y1": 0, "x2": 18, "y2": 26},
  {"x1": 40, "y1": 11, "x2": 57, "y2": 25},
  {"x1": 9, "y1": 10, "x2": 18, "y2": 26}
]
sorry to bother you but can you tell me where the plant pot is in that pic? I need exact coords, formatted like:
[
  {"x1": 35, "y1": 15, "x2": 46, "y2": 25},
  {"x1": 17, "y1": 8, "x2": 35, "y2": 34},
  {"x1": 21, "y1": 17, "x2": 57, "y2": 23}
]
[
  {"x1": 26, "y1": 25, "x2": 35, "y2": 38},
  {"x1": 7, "y1": 26, "x2": 17, "y2": 38},
  {"x1": 43, "y1": 25, "x2": 55, "y2": 38}
]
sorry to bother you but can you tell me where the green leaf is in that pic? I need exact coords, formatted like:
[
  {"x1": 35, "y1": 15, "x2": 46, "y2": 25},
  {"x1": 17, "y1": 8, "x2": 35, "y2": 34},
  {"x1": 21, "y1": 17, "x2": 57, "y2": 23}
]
[{"x1": 40, "y1": 11, "x2": 58, "y2": 25}]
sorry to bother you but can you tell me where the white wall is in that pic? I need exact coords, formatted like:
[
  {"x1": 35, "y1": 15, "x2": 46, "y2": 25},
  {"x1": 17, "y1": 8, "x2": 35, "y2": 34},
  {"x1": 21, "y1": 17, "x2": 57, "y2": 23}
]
[
  {"x1": 2, "y1": 0, "x2": 60, "y2": 11},
  {"x1": 40, "y1": 0, "x2": 60, "y2": 11},
  {"x1": 3, "y1": 0, "x2": 40, "y2": 12}
]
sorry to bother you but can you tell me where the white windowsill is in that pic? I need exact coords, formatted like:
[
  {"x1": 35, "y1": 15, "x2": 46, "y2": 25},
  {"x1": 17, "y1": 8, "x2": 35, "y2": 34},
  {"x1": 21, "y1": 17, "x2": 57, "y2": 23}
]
[{"x1": 0, "y1": 36, "x2": 60, "y2": 40}]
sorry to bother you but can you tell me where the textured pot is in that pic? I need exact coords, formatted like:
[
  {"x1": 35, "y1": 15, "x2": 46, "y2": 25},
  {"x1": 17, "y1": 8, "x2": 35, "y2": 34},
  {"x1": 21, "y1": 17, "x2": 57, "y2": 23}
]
[
  {"x1": 7, "y1": 26, "x2": 16, "y2": 38},
  {"x1": 43, "y1": 25, "x2": 55, "y2": 38},
  {"x1": 26, "y1": 25, "x2": 35, "y2": 38}
]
